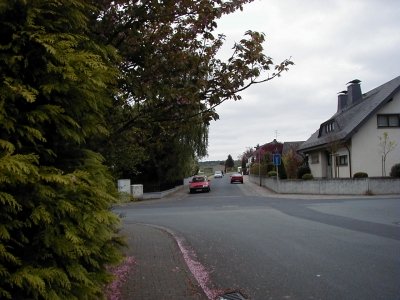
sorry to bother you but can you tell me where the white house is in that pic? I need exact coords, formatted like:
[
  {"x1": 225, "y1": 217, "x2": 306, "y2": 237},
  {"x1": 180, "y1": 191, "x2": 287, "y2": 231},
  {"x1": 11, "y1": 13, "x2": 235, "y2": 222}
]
[{"x1": 298, "y1": 76, "x2": 400, "y2": 178}]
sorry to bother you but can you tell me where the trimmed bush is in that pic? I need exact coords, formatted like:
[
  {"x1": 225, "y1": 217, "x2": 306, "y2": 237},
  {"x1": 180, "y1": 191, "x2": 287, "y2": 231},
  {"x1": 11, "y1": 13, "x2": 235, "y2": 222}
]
[
  {"x1": 250, "y1": 163, "x2": 271, "y2": 176},
  {"x1": 390, "y1": 163, "x2": 400, "y2": 178},
  {"x1": 302, "y1": 173, "x2": 314, "y2": 180},
  {"x1": 268, "y1": 171, "x2": 277, "y2": 177},
  {"x1": 353, "y1": 172, "x2": 368, "y2": 178},
  {"x1": 297, "y1": 165, "x2": 311, "y2": 179}
]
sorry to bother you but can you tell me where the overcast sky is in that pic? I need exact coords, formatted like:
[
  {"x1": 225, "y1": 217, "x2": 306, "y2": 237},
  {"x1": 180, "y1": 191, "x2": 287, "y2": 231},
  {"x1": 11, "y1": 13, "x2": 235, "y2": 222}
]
[{"x1": 202, "y1": 0, "x2": 400, "y2": 161}]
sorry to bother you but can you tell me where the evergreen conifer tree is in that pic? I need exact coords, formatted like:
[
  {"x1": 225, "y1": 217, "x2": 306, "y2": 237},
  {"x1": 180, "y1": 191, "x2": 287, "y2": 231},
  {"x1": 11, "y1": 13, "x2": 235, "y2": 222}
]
[
  {"x1": 226, "y1": 155, "x2": 235, "y2": 170},
  {"x1": 0, "y1": 1, "x2": 123, "y2": 298}
]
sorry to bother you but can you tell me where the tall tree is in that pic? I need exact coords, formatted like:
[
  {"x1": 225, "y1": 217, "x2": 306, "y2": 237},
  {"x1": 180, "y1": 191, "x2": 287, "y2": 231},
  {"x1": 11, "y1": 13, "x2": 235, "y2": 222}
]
[
  {"x1": 0, "y1": 1, "x2": 123, "y2": 298},
  {"x1": 226, "y1": 154, "x2": 235, "y2": 169},
  {"x1": 91, "y1": 0, "x2": 292, "y2": 182}
]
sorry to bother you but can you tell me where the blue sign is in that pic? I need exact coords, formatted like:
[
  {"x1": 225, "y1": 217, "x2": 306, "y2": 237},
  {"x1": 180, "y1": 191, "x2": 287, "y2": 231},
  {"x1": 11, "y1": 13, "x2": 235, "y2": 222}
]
[{"x1": 273, "y1": 154, "x2": 281, "y2": 166}]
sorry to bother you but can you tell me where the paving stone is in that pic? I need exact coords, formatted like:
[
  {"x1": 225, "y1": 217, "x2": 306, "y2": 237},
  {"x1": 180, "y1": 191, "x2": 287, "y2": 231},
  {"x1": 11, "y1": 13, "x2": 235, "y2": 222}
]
[{"x1": 119, "y1": 223, "x2": 207, "y2": 300}]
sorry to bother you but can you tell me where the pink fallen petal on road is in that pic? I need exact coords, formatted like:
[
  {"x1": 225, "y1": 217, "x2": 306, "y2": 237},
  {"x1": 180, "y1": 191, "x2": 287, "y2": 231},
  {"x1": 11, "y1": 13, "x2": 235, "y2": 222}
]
[
  {"x1": 106, "y1": 256, "x2": 136, "y2": 300},
  {"x1": 174, "y1": 236, "x2": 222, "y2": 300}
]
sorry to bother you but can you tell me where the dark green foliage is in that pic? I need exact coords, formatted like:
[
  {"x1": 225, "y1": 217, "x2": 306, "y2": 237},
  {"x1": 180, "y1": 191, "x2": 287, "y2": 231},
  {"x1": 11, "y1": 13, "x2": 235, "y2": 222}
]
[
  {"x1": 389, "y1": 163, "x2": 400, "y2": 178},
  {"x1": 268, "y1": 171, "x2": 277, "y2": 177},
  {"x1": 0, "y1": 1, "x2": 123, "y2": 299},
  {"x1": 302, "y1": 173, "x2": 314, "y2": 180},
  {"x1": 278, "y1": 160, "x2": 287, "y2": 179},
  {"x1": 226, "y1": 154, "x2": 235, "y2": 169},
  {"x1": 353, "y1": 172, "x2": 368, "y2": 178},
  {"x1": 297, "y1": 166, "x2": 311, "y2": 179},
  {"x1": 241, "y1": 156, "x2": 248, "y2": 174},
  {"x1": 91, "y1": 1, "x2": 292, "y2": 183}
]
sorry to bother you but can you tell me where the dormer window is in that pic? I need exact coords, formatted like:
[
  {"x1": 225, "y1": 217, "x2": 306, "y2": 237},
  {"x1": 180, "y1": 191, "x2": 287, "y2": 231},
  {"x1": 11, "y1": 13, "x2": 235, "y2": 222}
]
[
  {"x1": 325, "y1": 121, "x2": 335, "y2": 133},
  {"x1": 318, "y1": 120, "x2": 336, "y2": 137}
]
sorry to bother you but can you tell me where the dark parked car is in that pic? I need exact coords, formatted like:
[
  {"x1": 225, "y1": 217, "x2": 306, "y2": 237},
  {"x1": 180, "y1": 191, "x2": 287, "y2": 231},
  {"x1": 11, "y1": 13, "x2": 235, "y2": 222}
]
[
  {"x1": 189, "y1": 175, "x2": 211, "y2": 193},
  {"x1": 230, "y1": 173, "x2": 243, "y2": 184}
]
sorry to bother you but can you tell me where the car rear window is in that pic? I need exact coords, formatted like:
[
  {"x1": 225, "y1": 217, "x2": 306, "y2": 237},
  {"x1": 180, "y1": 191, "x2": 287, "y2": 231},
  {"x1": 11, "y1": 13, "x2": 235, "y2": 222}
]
[{"x1": 193, "y1": 176, "x2": 206, "y2": 182}]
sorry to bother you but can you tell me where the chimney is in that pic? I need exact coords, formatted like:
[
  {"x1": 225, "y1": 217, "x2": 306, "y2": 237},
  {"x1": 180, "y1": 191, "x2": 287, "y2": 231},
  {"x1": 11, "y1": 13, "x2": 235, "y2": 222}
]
[
  {"x1": 346, "y1": 79, "x2": 362, "y2": 106},
  {"x1": 337, "y1": 90, "x2": 348, "y2": 112}
]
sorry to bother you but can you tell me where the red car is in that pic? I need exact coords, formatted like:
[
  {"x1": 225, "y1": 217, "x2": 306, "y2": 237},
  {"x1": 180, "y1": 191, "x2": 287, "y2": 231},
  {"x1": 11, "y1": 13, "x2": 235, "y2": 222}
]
[
  {"x1": 230, "y1": 173, "x2": 243, "y2": 184},
  {"x1": 189, "y1": 175, "x2": 211, "y2": 193}
]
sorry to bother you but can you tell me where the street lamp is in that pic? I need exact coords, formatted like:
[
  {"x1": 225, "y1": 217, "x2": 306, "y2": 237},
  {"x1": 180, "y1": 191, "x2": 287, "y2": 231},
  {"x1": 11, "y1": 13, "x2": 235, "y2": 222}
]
[{"x1": 255, "y1": 144, "x2": 261, "y2": 186}]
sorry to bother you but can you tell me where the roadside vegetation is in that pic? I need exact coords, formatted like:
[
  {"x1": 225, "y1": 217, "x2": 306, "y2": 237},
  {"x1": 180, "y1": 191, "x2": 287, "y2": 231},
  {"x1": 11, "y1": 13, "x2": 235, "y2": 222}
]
[{"x1": 0, "y1": 0, "x2": 291, "y2": 298}]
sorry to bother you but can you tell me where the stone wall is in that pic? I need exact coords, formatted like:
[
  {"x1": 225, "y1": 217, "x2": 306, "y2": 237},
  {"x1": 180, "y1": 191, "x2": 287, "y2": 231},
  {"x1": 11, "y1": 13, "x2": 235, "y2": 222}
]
[{"x1": 249, "y1": 175, "x2": 400, "y2": 195}]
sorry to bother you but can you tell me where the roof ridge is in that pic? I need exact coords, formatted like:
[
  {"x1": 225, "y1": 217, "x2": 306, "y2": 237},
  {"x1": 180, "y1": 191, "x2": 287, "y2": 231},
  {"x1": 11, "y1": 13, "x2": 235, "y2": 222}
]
[{"x1": 298, "y1": 75, "x2": 400, "y2": 152}]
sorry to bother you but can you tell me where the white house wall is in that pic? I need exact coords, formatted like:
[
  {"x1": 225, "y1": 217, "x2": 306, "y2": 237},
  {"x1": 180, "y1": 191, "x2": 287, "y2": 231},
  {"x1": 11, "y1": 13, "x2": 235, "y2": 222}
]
[
  {"x1": 320, "y1": 151, "x2": 328, "y2": 178},
  {"x1": 333, "y1": 147, "x2": 351, "y2": 178},
  {"x1": 309, "y1": 151, "x2": 323, "y2": 178},
  {"x1": 351, "y1": 92, "x2": 400, "y2": 177}
]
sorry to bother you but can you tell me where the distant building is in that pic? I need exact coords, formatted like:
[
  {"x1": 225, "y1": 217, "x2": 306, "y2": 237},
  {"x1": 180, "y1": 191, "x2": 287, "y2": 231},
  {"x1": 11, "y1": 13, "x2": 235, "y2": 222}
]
[
  {"x1": 298, "y1": 76, "x2": 400, "y2": 178},
  {"x1": 252, "y1": 139, "x2": 304, "y2": 163},
  {"x1": 254, "y1": 139, "x2": 283, "y2": 162}
]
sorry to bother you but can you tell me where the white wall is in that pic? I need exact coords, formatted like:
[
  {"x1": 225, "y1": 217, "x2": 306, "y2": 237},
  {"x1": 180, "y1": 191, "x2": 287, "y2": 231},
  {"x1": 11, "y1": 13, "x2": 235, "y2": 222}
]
[
  {"x1": 249, "y1": 175, "x2": 400, "y2": 195},
  {"x1": 309, "y1": 148, "x2": 351, "y2": 179},
  {"x1": 309, "y1": 151, "x2": 323, "y2": 178},
  {"x1": 334, "y1": 147, "x2": 351, "y2": 178},
  {"x1": 351, "y1": 92, "x2": 400, "y2": 177}
]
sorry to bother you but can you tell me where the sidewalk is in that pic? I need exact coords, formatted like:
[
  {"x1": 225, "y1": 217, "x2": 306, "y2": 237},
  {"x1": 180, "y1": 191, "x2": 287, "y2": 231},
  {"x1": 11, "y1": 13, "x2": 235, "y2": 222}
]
[{"x1": 118, "y1": 223, "x2": 208, "y2": 300}]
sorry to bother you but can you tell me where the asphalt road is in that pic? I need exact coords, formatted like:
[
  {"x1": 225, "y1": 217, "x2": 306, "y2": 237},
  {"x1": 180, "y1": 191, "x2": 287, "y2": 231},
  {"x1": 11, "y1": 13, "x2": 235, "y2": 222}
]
[{"x1": 115, "y1": 175, "x2": 400, "y2": 300}]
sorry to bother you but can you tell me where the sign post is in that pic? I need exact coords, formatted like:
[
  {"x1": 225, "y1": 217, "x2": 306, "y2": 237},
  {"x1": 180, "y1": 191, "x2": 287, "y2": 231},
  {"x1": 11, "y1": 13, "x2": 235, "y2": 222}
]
[
  {"x1": 273, "y1": 154, "x2": 281, "y2": 190},
  {"x1": 273, "y1": 154, "x2": 281, "y2": 166}
]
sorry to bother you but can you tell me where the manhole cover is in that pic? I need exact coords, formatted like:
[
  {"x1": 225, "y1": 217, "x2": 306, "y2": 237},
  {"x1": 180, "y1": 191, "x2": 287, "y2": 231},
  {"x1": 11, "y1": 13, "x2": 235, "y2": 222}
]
[{"x1": 219, "y1": 291, "x2": 248, "y2": 300}]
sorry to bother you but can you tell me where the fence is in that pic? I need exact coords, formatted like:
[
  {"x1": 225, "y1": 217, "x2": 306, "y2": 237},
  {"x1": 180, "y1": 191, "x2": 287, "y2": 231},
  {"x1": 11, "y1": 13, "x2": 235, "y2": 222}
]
[{"x1": 249, "y1": 175, "x2": 400, "y2": 195}]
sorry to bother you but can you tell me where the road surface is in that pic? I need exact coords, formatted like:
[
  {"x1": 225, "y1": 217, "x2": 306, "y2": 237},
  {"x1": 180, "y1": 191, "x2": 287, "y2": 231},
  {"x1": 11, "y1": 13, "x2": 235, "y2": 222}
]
[{"x1": 114, "y1": 175, "x2": 400, "y2": 300}]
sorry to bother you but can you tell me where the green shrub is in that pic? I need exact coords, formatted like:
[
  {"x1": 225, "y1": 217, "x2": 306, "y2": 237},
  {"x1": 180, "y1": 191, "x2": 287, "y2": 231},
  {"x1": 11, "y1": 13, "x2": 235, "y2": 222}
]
[
  {"x1": 0, "y1": 2, "x2": 124, "y2": 298},
  {"x1": 250, "y1": 163, "x2": 270, "y2": 176},
  {"x1": 302, "y1": 173, "x2": 314, "y2": 180},
  {"x1": 353, "y1": 172, "x2": 368, "y2": 178},
  {"x1": 390, "y1": 163, "x2": 400, "y2": 178},
  {"x1": 118, "y1": 192, "x2": 140, "y2": 203},
  {"x1": 297, "y1": 165, "x2": 311, "y2": 179},
  {"x1": 268, "y1": 171, "x2": 277, "y2": 177}
]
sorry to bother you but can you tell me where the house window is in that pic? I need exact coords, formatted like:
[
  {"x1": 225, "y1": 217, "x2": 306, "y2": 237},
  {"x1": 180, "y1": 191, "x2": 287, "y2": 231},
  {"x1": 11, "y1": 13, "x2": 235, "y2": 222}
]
[
  {"x1": 310, "y1": 153, "x2": 319, "y2": 164},
  {"x1": 377, "y1": 114, "x2": 400, "y2": 127},
  {"x1": 336, "y1": 155, "x2": 348, "y2": 166},
  {"x1": 318, "y1": 120, "x2": 336, "y2": 137},
  {"x1": 324, "y1": 121, "x2": 335, "y2": 133}
]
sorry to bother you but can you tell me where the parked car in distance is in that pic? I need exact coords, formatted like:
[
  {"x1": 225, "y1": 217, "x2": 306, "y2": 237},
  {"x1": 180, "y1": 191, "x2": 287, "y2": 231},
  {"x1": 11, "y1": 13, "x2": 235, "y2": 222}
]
[
  {"x1": 230, "y1": 173, "x2": 243, "y2": 184},
  {"x1": 214, "y1": 171, "x2": 223, "y2": 178},
  {"x1": 189, "y1": 175, "x2": 211, "y2": 193}
]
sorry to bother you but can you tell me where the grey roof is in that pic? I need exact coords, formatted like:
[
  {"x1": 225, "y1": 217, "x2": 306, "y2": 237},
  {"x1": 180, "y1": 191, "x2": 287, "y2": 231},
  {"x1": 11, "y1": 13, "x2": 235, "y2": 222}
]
[
  {"x1": 282, "y1": 141, "x2": 305, "y2": 154},
  {"x1": 298, "y1": 75, "x2": 400, "y2": 152}
]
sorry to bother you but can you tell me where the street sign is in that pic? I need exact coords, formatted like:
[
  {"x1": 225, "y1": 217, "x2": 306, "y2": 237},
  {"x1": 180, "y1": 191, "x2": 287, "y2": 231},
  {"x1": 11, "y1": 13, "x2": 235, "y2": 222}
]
[{"x1": 273, "y1": 154, "x2": 281, "y2": 166}]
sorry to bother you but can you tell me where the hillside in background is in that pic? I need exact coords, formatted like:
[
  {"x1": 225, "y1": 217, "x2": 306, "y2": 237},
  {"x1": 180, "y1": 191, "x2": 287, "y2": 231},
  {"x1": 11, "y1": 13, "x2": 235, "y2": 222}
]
[{"x1": 199, "y1": 160, "x2": 241, "y2": 174}]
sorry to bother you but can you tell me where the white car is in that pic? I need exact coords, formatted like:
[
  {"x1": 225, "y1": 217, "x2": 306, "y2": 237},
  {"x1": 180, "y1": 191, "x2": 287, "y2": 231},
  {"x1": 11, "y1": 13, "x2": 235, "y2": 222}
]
[{"x1": 214, "y1": 171, "x2": 223, "y2": 178}]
